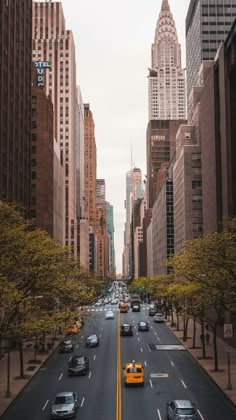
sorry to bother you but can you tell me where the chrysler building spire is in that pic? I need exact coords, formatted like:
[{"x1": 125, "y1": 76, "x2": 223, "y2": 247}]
[
  {"x1": 161, "y1": 0, "x2": 170, "y2": 11},
  {"x1": 148, "y1": 0, "x2": 186, "y2": 120}
]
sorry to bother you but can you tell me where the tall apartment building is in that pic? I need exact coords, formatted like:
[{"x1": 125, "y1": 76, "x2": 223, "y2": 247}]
[
  {"x1": 84, "y1": 104, "x2": 97, "y2": 226},
  {"x1": 32, "y1": 1, "x2": 77, "y2": 253},
  {"x1": 107, "y1": 203, "x2": 116, "y2": 275},
  {"x1": 186, "y1": 0, "x2": 236, "y2": 111},
  {"x1": 148, "y1": 0, "x2": 186, "y2": 121},
  {"x1": 31, "y1": 67, "x2": 54, "y2": 235},
  {"x1": 123, "y1": 168, "x2": 143, "y2": 279},
  {"x1": 0, "y1": 0, "x2": 32, "y2": 212}
]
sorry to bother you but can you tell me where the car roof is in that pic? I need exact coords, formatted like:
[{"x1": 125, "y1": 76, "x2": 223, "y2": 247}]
[
  {"x1": 56, "y1": 391, "x2": 74, "y2": 397},
  {"x1": 87, "y1": 334, "x2": 97, "y2": 338},
  {"x1": 126, "y1": 362, "x2": 142, "y2": 368},
  {"x1": 122, "y1": 323, "x2": 131, "y2": 327},
  {"x1": 174, "y1": 400, "x2": 193, "y2": 408},
  {"x1": 139, "y1": 321, "x2": 147, "y2": 324}
]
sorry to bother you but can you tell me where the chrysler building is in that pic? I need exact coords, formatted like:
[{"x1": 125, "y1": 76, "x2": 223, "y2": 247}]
[{"x1": 148, "y1": 0, "x2": 186, "y2": 120}]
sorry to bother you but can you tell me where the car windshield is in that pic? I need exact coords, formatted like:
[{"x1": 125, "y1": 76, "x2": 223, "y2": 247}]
[
  {"x1": 54, "y1": 396, "x2": 74, "y2": 405},
  {"x1": 140, "y1": 322, "x2": 146, "y2": 326},
  {"x1": 127, "y1": 368, "x2": 142, "y2": 373},
  {"x1": 176, "y1": 408, "x2": 195, "y2": 415}
]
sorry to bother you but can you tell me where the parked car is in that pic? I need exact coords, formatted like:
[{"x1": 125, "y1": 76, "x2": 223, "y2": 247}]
[
  {"x1": 153, "y1": 313, "x2": 165, "y2": 323},
  {"x1": 68, "y1": 355, "x2": 89, "y2": 376},
  {"x1": 120, "y1": 323, "x2": 133, "y2": 336},
  {"x1": 123, "y1": 360, "x2": 144, "y2": 386},
  {"x1": 85, "y1": 334, "x2": 99, "y2": 347},
  {"x1": 51, "y1": 391, "x2": 78, "y2": 418},
  {"x1": 105, "y1": 310, "x2": 115, "y2": 319},
  {"x1": 59, "y1": 338, "x2": 74, "y2": 353},
  {"x1": 138, "y1": 321, "x2": 149, "y2": 331},
  {"x1": 166, "y1": 400, "x2": 197, "y2": 419}
]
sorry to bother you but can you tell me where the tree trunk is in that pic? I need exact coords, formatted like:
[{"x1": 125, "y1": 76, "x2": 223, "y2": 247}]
[
  {"x1": 192, "y1": 316, "x2": 196, "y2": 348},
  {"x1": 183, "y1": 317, "x2": 189, "y2": 341},
  {"x1": 177, "y1": 314, "x2": 180, "y2": 331},
  {"x1": 201, "y1": 320, "x2": 206, "y2": 359},
  {"x1": 213, "y1": 323, "x2": 219, "y2": 371},
  {"x1": 19, "y1": 341, "x2": 24, "y2": 378}
]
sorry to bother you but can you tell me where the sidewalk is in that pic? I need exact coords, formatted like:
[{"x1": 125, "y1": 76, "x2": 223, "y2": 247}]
[
  {"x1": 166, "y1": 314, "x2": 236, "y2": 407},
  {"x1": 0, "y1": 335, "x2": 63, "y2": 417}
]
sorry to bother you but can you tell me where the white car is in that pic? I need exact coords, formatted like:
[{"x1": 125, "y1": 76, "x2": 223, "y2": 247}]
[
  {"x1": 153, "y1": 313, "x2": 165, "y2": 323},
  {"x1": 105, "y1": 310, "x2": 115, "y2": 319}
]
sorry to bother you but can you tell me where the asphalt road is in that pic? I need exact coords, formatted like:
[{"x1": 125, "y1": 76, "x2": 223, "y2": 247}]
[{"x1": 2, "y1": 304, "x2": 236, "y2": 420}]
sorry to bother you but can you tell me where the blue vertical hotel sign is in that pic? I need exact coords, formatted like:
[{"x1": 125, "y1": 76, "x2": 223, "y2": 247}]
[{"x1": 33, "y1": 61, "x2": 51, "y2": 87}]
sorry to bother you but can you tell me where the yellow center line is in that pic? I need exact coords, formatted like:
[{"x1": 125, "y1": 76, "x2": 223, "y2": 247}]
[{"x1": 116, "y1": 311, "x2": 121, "y2": 420}]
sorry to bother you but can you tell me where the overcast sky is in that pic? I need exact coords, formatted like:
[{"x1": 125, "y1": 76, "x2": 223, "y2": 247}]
[{"x1": 60, "y1": 0, "x2": 190, "y2": 273}]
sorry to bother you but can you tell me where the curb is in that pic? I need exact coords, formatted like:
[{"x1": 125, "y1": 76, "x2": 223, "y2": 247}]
[{"x1": 166, "y1": 322, "x2": 236, "y2": 410}]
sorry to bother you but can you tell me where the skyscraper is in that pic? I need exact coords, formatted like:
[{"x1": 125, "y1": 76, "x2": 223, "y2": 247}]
[
  {"x1": 32, "y1": 1, "x2": 77, "y2": 253},
  {"x1": 84, "y1": 104, "x2": 97, "y2": 226},
  {"x1": 0, "y1": 0, "x2": 32, "y2": 211},
  {"x1": 148, "y1": 0, "x2": 186, "y2": 120},
  {"x1": 186, "y1": 0, "x2": 236, "y2": 109}
]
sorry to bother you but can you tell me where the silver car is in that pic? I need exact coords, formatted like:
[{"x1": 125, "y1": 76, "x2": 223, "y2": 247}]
[
  {"x1": 166, "y1": 400, "x2": 198, "y2": 419},
  {"x1": 51, "y1": 391, "x2": 78, "y2": 418}
]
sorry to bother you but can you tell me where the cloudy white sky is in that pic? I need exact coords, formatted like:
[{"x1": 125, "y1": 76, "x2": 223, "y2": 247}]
[{"x1": 60, "y1": 0, "x2": 190, "y2": 273}]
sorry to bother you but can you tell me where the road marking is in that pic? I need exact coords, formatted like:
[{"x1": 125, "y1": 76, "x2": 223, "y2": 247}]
[
  {"x1": 140, "y1": 347, "x2": 143, "y2": 352},
  {"x1": 42, "y1": 400, "x2": 49, "y2": 411},
  {"x1": 197, "y1": 409, "x2": 205, "y2": 420},
  {"x1": 157, "y1": 409, "x2": 162, "y2": 420},
  {"x1": 151, "y1": 373, "x2": 168, "y2": 378},
  {"x1": 137, "y1": 337, "x2": 140, "y2": 341},
  {"x1": 116, "y1": 312, "x2": 121, "y2": 420},
  {"x1": 154, "y1": 331, "x2": 157, "y2": 335},
  {"x1": 76, "y1": 344, "x2": 79, "y2": 349},
  {"x1": 69, "y1": 356, "x2": 72, "y2": 362},
  {"x1": 81, "y1": 335, "x2": 84, "y2": 339},
  {"x1": 181, "y1": 379, "x2": 187, "y2": 389},
  {"x1": 81, "y1": 397, "x2": 85, "y2": 407},
  {"x1": 149, "y1": 379, "x2": 153, "y2": 388},
  {"x1": 94, "y1": 355, "x2": 96, "y2": 361},
  {"x1": 157, "y1": 336, "x2": 160, "y2": 341},
  {"x1": 144, "y1": 361, "x2": 147, "y2": 366},
  {"x1": 100, "y1": 334, "x2": 102, "y2": 338},
  {"x1": 171, "y1": 361, "x2": 174, "y2": 367},
  {"x1": 147, "y1": 344, "x2": 151, "y2": 352},
  {"x1": 58, "y1": 373, "x2": 63, "y2": 381},
  {"x1": 89, "y1": 371, "x2": 91, "y2": 379}
]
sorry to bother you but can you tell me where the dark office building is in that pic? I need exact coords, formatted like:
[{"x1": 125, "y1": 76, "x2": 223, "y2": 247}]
[
  {"x1": 0, "y1": 0, "x2": 32, "y2": 212},
  {"x1": 186, "y1": 0, "x2": 236, "y2": 108},
  {"x1": 200, "y1": 19, "x2": 236, "y2": 233}
]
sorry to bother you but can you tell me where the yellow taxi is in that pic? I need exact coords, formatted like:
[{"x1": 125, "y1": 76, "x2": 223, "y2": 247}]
[
  {"x1": 120, "y1": 303, "x2": 129, "y2": 313},
  {"x1": 123, "y1": 360, "x2": 144, "y2": 386}
]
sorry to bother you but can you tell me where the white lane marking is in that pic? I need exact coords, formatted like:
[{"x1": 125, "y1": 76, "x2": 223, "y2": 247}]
[
  {"x1": 42, "y1": 400, "x2": 49, "y2": 411},
  {"x1": 197, "y1": 409, "x2": 205, "y2": 420},
  {"x1": 181, "y1": 379, "x2": 187, "y2": 389},
  {"x1": 69, "y1": 356, "x2": 72, "y2": 362},
  {"x1": 157, "y1": 408, "x2": 162, "y2": 420},
  {"x1": 94, "y1": 355, "x2": 96, "y2": 361},
  {"x1": 157, "y1": 336, "x2": 160, "y2": 341},
  {"x1": 137, "y1": 337, "x2": 140, "y2": 341},
  {"x1": 80, "y1": 397, "x2": 85, "y2": 407},
  {"x1": 171, "y1": 361, "x2": 174, "y2": 367},
  {"x1": 154, "y1": 331, "x2": 157, "y2": 335},
  {"x1": 149, "y1": 379, "x2": 153, "y2": 388},
  {"x1": 100, "y1": 334, "x2": 102, "y2": 338},
  {"x1": 140, "y1": 347, "x2": 143, "y2": 352},
  {"x1": 89, "y1": 371, "x2": 91, "y2": 379},
  {"x1": 58, "y1": 373, "x2": 63, "y2": 381},
  {"x1": 147, "y1": 344, "x2": 151, "y2": 352},
  {"x1": 81, "y1": 335, "x2": 84, "y2": 339},
  {"x1": 144, "y1": 361, "x2": 147, "y2": 366},
  {"x1": 76, "y1": 344, "x2": 79, "y2": 349}
]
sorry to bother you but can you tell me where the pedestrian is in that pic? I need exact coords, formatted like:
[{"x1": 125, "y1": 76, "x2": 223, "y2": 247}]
[
  {"x1": 206, "y1": 332, "x2": 210, "y2": 345},
  {"x1": 205, "y1": 322, "x2": 209, "y2": 330}
]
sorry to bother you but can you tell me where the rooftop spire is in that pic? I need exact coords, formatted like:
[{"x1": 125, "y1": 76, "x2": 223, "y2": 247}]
[{"x1": 161, "y1": 0, "x2": 170, "y2": 11}]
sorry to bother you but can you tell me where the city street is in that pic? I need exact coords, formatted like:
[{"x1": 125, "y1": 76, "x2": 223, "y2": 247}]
[{"x1": 1, "y1": 304, "x2": 236, "y2": 420}]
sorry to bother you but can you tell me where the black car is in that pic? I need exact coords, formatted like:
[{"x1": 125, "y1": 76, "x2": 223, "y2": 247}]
[
  {"x1": 68, "y1": 355, "x2": 89, "y2": 376},
  {"x1": 120, "y1": 323, "x2": 133, "y2": 336},
  {"x1": 149, "y1": 307, "x2": 156, "y2": 316},
  {"x1": 59, "y1": 338, "x2": 74, "y2": 353},
  {"x1": 85, "y1": 334, "x2": 99, "y2": 347},
  {"x1": 132, "y1": 304, "x2": 141, "y2": 312},
  {"x1": 138, "y1": 321, "x2": 149, "y2": 331}
]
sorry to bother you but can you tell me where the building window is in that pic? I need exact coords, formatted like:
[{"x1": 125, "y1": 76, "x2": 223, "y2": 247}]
[
  {"x1": 32, "y1": 121, "x2": 37, "y2": 129},
  {"x1": 32, "y1": 133, "x2": 37, "y2": 142}
]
